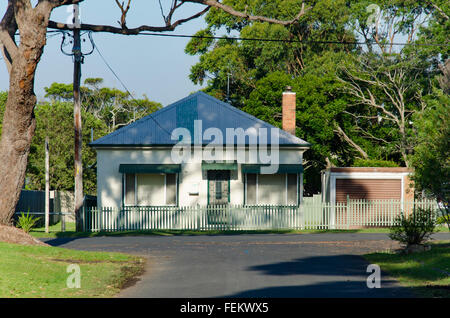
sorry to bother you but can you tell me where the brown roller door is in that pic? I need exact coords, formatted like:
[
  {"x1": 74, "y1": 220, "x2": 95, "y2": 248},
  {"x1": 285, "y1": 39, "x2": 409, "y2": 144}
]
[{"x1": 335, "y1": 179, "x2": 401, "y2": 203}]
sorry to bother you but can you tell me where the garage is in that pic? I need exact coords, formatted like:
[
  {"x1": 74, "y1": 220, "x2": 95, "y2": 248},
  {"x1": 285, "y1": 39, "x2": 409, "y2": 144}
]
[
  {"x1": 321, "y1": 167, "x2": 414, "y2": 204},
  {"x1": 335, "y1": 178, "x2": 401, "y2": 203}
]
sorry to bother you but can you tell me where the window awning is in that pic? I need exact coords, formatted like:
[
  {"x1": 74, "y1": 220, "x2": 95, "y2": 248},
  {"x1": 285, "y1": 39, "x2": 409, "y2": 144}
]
[
  {"x1": 242, "y1": 164, "x2": 304, "y2": 174},
  {"x1": 201, "y1": 161, "x2": 237, "y2": 171},
  {"x1": 119, "y1": 164, "x2": 181, "y2": 174}
]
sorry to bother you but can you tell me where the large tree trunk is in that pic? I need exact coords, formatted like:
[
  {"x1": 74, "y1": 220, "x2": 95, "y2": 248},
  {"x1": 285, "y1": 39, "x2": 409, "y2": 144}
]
[{"x1": 0, "y1": 2, "x2": 50, "y2": 225}]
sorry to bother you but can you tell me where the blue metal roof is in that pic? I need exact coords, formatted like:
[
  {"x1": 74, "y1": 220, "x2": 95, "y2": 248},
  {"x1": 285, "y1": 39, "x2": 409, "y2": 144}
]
[{"x1": 90, "y1": 91, "x2": 310, "y2": 147}]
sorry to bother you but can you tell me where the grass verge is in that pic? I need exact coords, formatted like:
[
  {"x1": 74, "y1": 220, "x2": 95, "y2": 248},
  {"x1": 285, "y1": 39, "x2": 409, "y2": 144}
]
[
  {"x1": 364, "y1": 241, "x2": 450, "y2": 298},
  {"x1": 29, "y1": 222, "x2": 449, "y2": 238},
  {"x1": 0, "y1": 242, "x2": 145, "y2": 298}
]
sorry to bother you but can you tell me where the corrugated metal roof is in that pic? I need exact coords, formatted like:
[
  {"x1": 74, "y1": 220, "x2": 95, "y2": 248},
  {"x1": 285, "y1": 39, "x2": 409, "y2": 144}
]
[{"x1": 90, "y1": 91, "x2": 310, "y2": 147}]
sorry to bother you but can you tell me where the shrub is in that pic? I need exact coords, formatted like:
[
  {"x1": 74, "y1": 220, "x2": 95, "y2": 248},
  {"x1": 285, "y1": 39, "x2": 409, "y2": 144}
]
[
  {"x1": 16, "y1": 212, "x2": 41, "y2": 233},
  {"x1": 353, "y1": 159, "x2": 400, "y2": 167},
  {"x1": 389, "y1": 208, "x2": 437, "y2": 247}
]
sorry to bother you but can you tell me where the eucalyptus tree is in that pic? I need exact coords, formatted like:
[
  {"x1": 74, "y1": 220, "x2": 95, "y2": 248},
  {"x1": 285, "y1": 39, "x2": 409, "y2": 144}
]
[{"x1": 45, "y1": 78, "x2": 162, "y2": 133}]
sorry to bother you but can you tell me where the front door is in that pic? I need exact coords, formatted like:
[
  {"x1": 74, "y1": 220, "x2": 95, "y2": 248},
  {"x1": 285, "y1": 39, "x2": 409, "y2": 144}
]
[{"x1": 207, "y1": 170, "x2": 230, "y2": 205}]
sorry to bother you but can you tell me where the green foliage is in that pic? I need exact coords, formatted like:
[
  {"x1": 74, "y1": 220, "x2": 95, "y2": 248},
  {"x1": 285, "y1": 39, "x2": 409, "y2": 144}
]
[
  {"x1": 26, "y1": 101, "x2": 107, "y2": 194},
  {"x1": 242, "y1": 52, "x2": 356, "y2": 193},
  {"x1": 16, "y1": 212, "x2": 41, "y2": 233},
  {"x1": 413, "y1": 0, "x2": 450, "y2": 63},
  {"x1": 389, "y1": 208, "x2": 437, "y2": 246},
  {"x1": 353, "y1": 159, "x2": 399, "y2": 167},
  {"x1": 409, "y1": 88, "x2": 450, "y2": 230},
  {"x1": 185, "y1": 0, "x2": 449, "y2": 193},
  {"x1": 409, "y1": 89, "x2": 450, "y2": 199},
  {"x1": 436, "y1": 215, "x2": 449, "y2": 226},
  {"x1": 44, "y1": 82, "x2": 74, "y2": 101},
  {"x1": 45, "y1": 79, "x2": 162, "y2": 133}
]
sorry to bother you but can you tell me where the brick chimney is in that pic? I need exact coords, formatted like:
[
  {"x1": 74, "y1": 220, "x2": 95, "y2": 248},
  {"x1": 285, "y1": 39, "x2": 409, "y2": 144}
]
[{"x1": 282, "y1": 86, "x2": 296, "y2": 135}]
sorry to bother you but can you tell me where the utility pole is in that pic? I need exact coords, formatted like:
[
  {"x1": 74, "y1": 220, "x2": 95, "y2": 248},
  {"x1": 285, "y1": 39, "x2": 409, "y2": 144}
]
[
  {"x1": 45, "y1": 136, "x2": 49, "y2": 233},
  {"x1": 59, "y1": 4, "x2": 93, "y2": 231},
  {"x1": 72, "y1": 8, "x2": 83, "y2": 231}
]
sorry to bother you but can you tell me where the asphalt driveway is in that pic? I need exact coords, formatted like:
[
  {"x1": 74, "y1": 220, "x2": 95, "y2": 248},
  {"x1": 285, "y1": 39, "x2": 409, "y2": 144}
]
[{"x1": 42, "y1": 233, "x2": 446, "y2": 298}]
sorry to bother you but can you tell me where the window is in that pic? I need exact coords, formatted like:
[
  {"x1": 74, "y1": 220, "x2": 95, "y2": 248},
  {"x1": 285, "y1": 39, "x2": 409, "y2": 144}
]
[
  {"x1": 258, "y1": 174, "x2": 286, "y2": 205},
  {"x1": 137, "y1": 174, "x2": 165, "y2": 206},
  {"x1": 245, "y1": 173, "x2": 299, "y2": 205},
  {"x1": 246, "y1": 173, "x2": 257, "y2": 205},
  {"x1": 287, "y1": 174, "x2": 298, "y2": 205},
  {"x1": 166, "y1": 173, "x2": 177, "y2": 205},
  {"x1": 215, "y1": 181, "x2": 223, "y2": 200},
  {"x1": 125, "y1": 173, "x2": 135, "y2": 205},
  {"x1": 124, "y1": 173, "x2": 178, "y2": 206}
]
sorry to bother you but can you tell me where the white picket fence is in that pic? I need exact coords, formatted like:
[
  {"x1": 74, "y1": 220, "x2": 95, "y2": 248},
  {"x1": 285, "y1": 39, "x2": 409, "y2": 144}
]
[{"x1": 82, "y1": 198, "x2": 439, "y2": 232}]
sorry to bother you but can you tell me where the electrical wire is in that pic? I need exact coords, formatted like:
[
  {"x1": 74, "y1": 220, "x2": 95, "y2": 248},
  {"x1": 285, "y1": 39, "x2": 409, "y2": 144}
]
[
  {"x1": 92, "y1": 38, "x2": 173, "y2": 137},
  {"x1": 136, "y1": 32, "x2": 450, "y2": 47},
  {"x1": 42, "y1": 29, "x2": 450, "y2": 47}
]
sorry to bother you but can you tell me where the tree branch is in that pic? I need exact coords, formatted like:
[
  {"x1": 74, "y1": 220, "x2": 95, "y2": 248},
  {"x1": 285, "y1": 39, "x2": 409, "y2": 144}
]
[
  {"x1": 48, "y1": 0, "x2": 311, "y2": 34},
  {"x1": 427, "y1": 1, "x2": 449, "y2": 20},
  {"x1": 48, "y1": 6, "x2": 210, "y2": 34},
  {"x1": 354, "y1": 126, "x2": 389, "y2": 144},
  {"x1": 0, "y1": 0, "x2": 18, "y2": 73},
  {"x1": 333, "y1": 122, "x2": 369, "y2": 159},
  {"x1": 115, "y1": 0, "x2": 131, "y2": 28},
  {"x1": 189, "y1": 0, "x2": 311, "y2": 26}
]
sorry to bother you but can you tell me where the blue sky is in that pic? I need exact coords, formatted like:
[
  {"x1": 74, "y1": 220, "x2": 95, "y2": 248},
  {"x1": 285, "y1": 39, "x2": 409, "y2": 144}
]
[{"x1": 0, "y1": 1, "x2": 208, "y2": 105}]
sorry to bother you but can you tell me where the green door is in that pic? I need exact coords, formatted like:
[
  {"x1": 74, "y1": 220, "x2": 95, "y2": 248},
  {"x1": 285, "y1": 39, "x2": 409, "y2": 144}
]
[{"x1": 207, "y1": 170, "x2": 230, "y2": 205}]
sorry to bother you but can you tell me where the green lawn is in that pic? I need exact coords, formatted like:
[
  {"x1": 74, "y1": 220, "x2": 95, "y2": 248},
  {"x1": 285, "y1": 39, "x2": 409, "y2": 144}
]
[
  {"x1": 0, "y1": 242, "x2": 145, "y2": 298},
  {"x1": 364, "y1": 241, "x2": 450, "y2": 298},
  {"x1": 29, "y1": 221, "x2": 449, "y2": 238}
]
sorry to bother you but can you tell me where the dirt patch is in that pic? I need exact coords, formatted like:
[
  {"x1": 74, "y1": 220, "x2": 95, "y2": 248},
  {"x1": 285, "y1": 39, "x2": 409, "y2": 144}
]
[
  {"x1": 116, "y1": 259, "x2": 146, "y2": 291},
  {"x1": 0, "y1": 225, "x2": 48, "y2": 246}
]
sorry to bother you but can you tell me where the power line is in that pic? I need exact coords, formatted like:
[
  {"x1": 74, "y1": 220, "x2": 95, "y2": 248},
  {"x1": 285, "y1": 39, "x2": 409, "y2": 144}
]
[
  {"x1": 92, "y1": 37, "x2": 172, "y2": 137},
  {"x1": 124, "y1": 31, "x2": 450, "y2": 47},
  {"x1": 42, "y1": 29, "x2": 450, "y2": 47}
]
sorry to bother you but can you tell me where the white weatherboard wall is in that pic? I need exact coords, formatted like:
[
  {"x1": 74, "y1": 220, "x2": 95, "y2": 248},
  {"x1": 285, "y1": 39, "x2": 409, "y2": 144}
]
[{"x1": 96, "y1": 147, "x2": 304, "y2": 209}]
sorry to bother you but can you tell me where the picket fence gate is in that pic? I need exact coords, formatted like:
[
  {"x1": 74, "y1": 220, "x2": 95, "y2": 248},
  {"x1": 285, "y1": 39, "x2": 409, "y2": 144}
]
[{"x1": 82, "y1": 198, "x2": 438, "y2": 232}]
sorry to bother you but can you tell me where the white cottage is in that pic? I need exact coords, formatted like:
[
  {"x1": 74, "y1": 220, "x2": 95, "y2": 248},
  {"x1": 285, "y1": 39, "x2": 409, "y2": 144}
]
[{"x1": 90, "y1": 90, "x2": 310, "y2": 209}]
